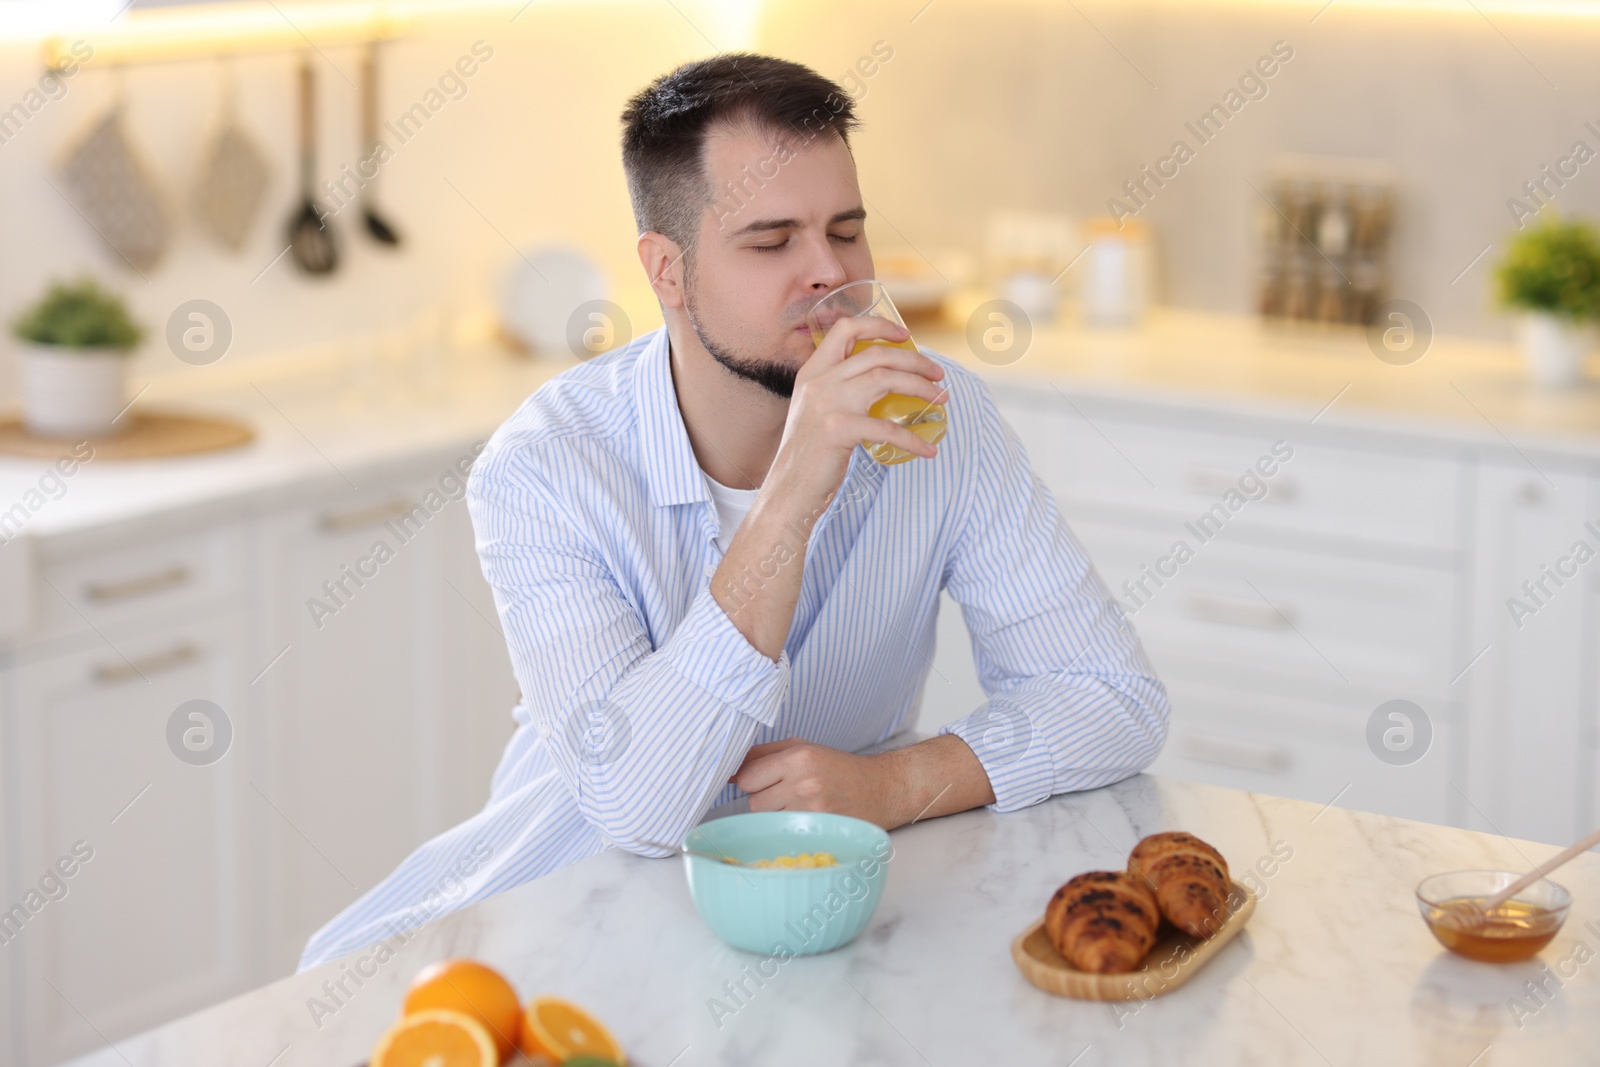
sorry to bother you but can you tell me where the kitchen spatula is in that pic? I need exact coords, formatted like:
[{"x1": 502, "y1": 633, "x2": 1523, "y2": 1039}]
[
  {"x1": 286, "y1": 56, "x2": 337, "y2": 275},
  {"x1": 360, "y1": 43, "x2": 401, "y2": 247}
]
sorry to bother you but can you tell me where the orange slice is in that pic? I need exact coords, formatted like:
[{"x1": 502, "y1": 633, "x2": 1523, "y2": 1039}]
[
  {"x1": 518, "y1": 997, "x2": 626, "y2": 1064},
  {"x1": 370, "y1": 1008, "x2": 497, "y2": 1067},
  {"x1": 403, "y1": 959, "x2": 522, "y2": 1061}
]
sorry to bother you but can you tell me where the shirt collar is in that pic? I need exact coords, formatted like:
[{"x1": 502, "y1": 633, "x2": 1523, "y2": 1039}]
[{"x1": 635, "y1": 326, "x2": 712, "y2": 508}]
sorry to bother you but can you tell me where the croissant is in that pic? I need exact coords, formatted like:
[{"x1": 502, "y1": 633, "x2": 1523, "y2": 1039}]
[
  {"x1": 1044, "y1": 871, "x2": 1161, "y2": 973},
  {"x1": 1128, "y1": 832, "x2": 1232, "y2": 938}
]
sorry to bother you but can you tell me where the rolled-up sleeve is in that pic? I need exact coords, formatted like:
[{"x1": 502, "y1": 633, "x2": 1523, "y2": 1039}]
[
  {"x1": 468, "y1": 437, "x2": 787, "y2": 855},
  {"x1": 937, "y1": 386, "x2": 1169, "y2": 812}
]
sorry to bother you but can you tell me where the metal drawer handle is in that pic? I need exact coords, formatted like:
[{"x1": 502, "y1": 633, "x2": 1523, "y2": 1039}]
[
  {"x1": 318, "y1": 497, "x2": 415, "y2": 533},
  {"x1": 91, "y1": 642, "x2": 199, "y2": 685},
  {"x1": 1183, "y1": 466, "x2": 1298, "y2": 503},
  {"x1": 83, "y1": 565, "x2": 192, "y2": 603},
  {"x1": 1182, "y1": 591, "x2": 1294, "y2": 630},
  {"x1": 1180, "y1": 732, "x2": 1291, "y2": 773}
]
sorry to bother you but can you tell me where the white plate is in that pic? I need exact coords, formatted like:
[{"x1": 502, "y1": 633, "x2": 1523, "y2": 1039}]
[{"x1": 497, "y1": 245, "x2": 610, "y2": 355}]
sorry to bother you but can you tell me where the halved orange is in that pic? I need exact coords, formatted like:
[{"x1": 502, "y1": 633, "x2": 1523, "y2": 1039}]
[
  {"x1": 517, "y1": 997, "x2": 626, "y2": 1064},
  {"x1": 370, "y1": 1008, "x2": 497, "y2": 1067},
  {"x1": 403, "y1": 959, "x2": 521, "y2": 1061}
]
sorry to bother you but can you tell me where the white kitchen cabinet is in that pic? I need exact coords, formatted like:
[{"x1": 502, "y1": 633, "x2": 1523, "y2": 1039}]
[
  {"x1": 420, "y1": 494, "x2": 520, "y2": 832},
  {"x1": 1462, "y1": 460, "x2": 1595, "y2": 847},
  {"x1": 0, "y1": 655, "x2": 16, "y2": 1067},
  {"x1": 6, "y1": 607, "x2": 254, "y2": 1067},
  {"x1": 993, "y1": 386, "x2": 1466, "y2": 558},
  {"x1": 29, "y1": 525, "x2": 243, "y2": 647},
  {"x1": 255, "y1": 465, "x2": 516, "y2": 976},
  {"x1": 1154, "y1": 674, "x2": 1453, "y2": 826},
  {"x1": 928, "y1": 552, "x2": 1454, "y2": 828},
  {"x1": 1585, "y1": 568, "x2": 1600, "y2": 837},
  {"x1": 1071, "y1": 516, "x2": 1461, "y2": 697},
  {"x1": 0, "y1": 449, "x2": 519, "y2": 1064},
  {"x1": 0, "y1": 539, "x2": 29, "y2": 644},
  {"x1": 977, "y1": 387, "x2": 1474, "y2": 835}
]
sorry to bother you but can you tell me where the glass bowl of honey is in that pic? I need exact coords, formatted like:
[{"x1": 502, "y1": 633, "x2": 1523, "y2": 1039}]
[{"x1": 1416, "y1": 870, "x2": 1571, "y2": 963}]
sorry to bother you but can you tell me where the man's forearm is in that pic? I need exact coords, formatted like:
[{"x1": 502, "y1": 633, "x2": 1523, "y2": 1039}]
[
  {"x1": 874, "y1": 734, "x2": 997, "y2": 828},
  {"x1": 710, "y1": 483, "x2": 829, "y2": 661},
  {"x1": 734, "y1": 732, "x2": 997, "y2": 828}
]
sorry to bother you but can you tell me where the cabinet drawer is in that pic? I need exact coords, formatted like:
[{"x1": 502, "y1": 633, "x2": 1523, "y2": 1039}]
[
  {"x1": 10, "y1": 613, "x2": 255, "y2": 1063},
  {"x1": 1150, "y1": 677, "x2": 1452, "y2": 826},
  {"x1": 1074, "y1": 518, "x2": 1460, "y2": 696},
  {"x1": 997, "y1": 392, "x2": 1463, "y2": 553},
  {"x1": 34, "y1": 524, "x2": 243, "y2": 643}
]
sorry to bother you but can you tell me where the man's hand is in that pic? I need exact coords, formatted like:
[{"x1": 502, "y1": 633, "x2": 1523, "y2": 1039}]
[
  {"x1": 766, "y1": 313, "x2": 949, "y2": 514},
  {"x1": 731, "y1": 734, "x2": 997, "y2": 830}
]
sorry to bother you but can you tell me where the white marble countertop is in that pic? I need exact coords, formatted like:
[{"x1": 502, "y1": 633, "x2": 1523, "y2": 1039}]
[{"x1": 62, "y1": 774, "x2": 1600, "y2": 1066}]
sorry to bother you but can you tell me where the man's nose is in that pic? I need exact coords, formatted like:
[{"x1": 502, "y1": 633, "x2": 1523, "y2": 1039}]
[{"x1": 800, "y1": 235, "x2": 848, "y2": 291}]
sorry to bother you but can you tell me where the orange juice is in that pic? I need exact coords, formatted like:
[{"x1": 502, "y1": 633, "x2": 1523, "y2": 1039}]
[{"x1": 832, "y1": 336, "x2": 948, "y2": 465}]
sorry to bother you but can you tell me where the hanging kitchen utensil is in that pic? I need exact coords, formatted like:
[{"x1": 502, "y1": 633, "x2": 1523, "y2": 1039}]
[
  {"x1": 58, "y1": 80, "x2": 171, "y2": 274},
  {"x1": 285, "y1": 56, "x2": 338, "y2": 275},
  {"x1": 360, "y1": 43, "x2": 401, "y2": 247},
  {"x1": 192, "y1": 62, "x2": 272, "y2": 252}
]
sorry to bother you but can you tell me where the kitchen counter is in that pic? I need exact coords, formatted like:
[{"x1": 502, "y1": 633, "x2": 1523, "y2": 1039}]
[
  {"x1": 0, "y1": 340, "x2": 566, "y2": 560},
  {"x1": 62, "y1": 774, "x2": 1600, "y2": 1066},
  {"x1": 920, "y1": 305, "x2": 1600, "y2": 460},
  {"x1": 6, "y1": 306, "x2": 1600, "y2": 559}
]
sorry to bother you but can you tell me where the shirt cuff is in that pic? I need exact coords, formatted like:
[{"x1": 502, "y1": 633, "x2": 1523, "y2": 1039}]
[
  {"x1": 662, "y1": 582, "x2": 789, "y2": 728},
  {"x1": 939, "y1": 706, "x2": 1058, "y2": 813}
]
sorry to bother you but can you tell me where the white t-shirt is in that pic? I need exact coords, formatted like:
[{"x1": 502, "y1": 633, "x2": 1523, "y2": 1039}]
[{"x1": 703, "y1": 471, "x2": 760, "y2": 556}]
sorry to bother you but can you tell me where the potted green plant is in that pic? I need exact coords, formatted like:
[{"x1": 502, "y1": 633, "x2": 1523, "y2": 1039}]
[
  {"x1": 1495, "y1": 219, "x2": 1600, "y2": 388},
  {"x1": 11, "y1": 277, "x2": 144, "y2": 436}
]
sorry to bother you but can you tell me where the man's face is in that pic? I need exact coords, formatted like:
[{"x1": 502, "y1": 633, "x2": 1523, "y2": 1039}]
[{"x1": 682, "y1": 122, "x2": 873, "y2": 399}]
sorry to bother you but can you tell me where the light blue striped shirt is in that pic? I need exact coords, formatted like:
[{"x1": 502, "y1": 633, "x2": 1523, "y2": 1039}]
[{"x1": 298, "y1": 325, "x2": 1168, "y2": 970}]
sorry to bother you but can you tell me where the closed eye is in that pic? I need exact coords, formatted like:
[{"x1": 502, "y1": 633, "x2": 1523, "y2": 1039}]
[{"x1": 751, "y1": 232, "x2": 860, "y2": 252}]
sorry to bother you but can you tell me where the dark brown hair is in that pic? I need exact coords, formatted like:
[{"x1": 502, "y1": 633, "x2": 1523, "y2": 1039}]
[{"x1": 620, "y1": 53, "x2": 860, "y2": 258}]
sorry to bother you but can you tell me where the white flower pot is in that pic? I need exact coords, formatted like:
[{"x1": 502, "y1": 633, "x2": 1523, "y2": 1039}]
[
  {"x1": 19, "y1": 344, "x2": 129, "y2": 437},
  {"x1": 1517, "y1": 312, "x2": 1595, "y2": 389}
]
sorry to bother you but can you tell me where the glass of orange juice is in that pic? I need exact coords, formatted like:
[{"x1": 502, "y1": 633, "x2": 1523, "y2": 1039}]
[{"x1": 805, "y1": 279, "x2": 948, "y2": 466}]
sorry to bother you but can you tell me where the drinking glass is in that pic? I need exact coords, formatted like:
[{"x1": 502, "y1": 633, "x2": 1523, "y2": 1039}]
[{"x1": 804, "y1": 279, "x2": 948, "y2": 465}]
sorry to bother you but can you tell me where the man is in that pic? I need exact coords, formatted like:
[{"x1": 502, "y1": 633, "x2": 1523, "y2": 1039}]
[{"x1": 299, "y1": 53, "x2": 1167, "y2": 971}]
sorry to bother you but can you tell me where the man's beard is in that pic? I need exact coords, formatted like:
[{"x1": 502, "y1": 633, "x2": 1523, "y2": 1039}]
[{"x1": 683, "y1": 264, "x2": 798, "y2": 399}]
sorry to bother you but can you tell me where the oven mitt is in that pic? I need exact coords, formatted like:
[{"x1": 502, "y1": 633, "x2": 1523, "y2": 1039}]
[
  {"x1": 58, "y1": 108, "x2": 172, "y2": 273},
  {"x1": 192, "y1": 119, "x2": 272, "y2": 252}
]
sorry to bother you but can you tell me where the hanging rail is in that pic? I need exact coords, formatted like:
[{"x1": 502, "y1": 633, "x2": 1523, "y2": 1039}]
[{"x1": 39, "y1": 2, "x2": 412, "y2": 72}]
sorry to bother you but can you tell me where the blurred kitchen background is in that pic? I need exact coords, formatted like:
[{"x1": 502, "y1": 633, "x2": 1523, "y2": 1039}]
[{"x1": 5, "y1": 0, "x2": 1600, "y2": 1063}]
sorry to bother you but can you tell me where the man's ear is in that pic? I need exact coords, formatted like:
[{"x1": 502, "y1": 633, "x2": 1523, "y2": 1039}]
[{"x1": 637, "y1": 231, "x2": 687, "y2": 310}]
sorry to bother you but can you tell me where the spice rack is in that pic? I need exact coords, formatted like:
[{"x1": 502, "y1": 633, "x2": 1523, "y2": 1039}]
[{"x1": 1255, "y1": 157, "x2": 1396, "y2": 327}]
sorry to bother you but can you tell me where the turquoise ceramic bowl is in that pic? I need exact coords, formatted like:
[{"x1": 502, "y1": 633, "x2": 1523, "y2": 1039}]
[{"x1": 683, "y1": 812, "x2": 891, "y2": 956}]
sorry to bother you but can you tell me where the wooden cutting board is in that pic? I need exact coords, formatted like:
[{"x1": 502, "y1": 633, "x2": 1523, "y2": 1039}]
[
  {"x1": 1011, "y1": 880, "x2": 1257, "y2": 1001},
  {"x1": 0, "y1": 411, "x2": 253, "y2": 460}
]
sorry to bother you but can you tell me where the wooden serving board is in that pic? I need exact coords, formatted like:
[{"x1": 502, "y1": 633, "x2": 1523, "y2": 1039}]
[
  {"x1": 0, "y1": 411, "x2": 253, "y2": 460},
  {"x1": 1011, "y1": 880, "x2": 1257, "y2": 1001}
]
